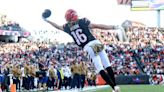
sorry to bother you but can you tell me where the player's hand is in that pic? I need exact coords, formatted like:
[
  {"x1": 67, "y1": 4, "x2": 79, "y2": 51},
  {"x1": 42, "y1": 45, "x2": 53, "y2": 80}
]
[{"x1": 42, "y1": 17, "x2": 48, "y2": 22}]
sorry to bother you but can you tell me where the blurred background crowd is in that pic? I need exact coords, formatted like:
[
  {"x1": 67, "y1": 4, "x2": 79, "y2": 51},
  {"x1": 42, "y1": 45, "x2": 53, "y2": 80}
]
[
  {"x1": 0, "y1": 14, "x2": 22, "y2": 31},
  {"x1": 0, "y1": 13, "x2": 163, "y2": 92},
  {"x1": 0, "y1": 28, "x2": 163, "y2": 91}
]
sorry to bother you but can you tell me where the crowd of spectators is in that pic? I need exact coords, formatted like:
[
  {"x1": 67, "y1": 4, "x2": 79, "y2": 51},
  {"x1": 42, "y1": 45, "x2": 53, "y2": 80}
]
[
  {"x1": 137, "y1": 45, "x2": 164, "y2": 75},
  {"x1": 106, "y1": 43, "x2": 140, "y2": 76},
  {"x1": 93, "y1": 25, "x2": 164, "y2": 84},
  {"x1": 0, "y1": 22, "x2": 163, "y2": 91},
  {"x1": 0, "y1": 14, "x2": 22, "y2": 31},
  {"x1": 0, "y1": 42, "x2": 95, "y2": 91}
]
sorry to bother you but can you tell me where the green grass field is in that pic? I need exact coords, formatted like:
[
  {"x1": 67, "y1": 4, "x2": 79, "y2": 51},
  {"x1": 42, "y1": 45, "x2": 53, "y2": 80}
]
[{"x1": 84, "y1": 85, "x2": 164, "y2": 92}]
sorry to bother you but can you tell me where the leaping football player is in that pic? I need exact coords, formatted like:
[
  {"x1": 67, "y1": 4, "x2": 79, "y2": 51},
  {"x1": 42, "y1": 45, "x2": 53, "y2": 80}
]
[{"x1": 43, "y1": 9, "x2": 121, "y2": 92}]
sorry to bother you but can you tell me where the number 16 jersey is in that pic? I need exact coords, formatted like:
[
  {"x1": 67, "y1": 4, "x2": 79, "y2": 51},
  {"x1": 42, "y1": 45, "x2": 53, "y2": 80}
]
[{"x1": 63, "y1": 18, "x2": 96, "y2": 48}]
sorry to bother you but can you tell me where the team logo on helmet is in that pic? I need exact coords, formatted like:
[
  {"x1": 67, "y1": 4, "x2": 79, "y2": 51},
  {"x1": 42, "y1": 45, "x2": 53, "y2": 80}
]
[{"x1": 65, "y1": 9, "x2": 78, "y2": 22}]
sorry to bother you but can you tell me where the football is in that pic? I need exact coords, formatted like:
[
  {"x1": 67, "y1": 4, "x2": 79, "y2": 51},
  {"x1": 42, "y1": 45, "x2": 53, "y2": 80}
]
[{"x1": 42, "y1": 9, "x2": 51, "y2": 18}]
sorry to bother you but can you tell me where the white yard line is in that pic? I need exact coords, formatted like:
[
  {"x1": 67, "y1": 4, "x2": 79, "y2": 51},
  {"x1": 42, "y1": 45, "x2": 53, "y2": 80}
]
[{"x1": 48, "y1": 85, "x2": 109, "y2": 92}]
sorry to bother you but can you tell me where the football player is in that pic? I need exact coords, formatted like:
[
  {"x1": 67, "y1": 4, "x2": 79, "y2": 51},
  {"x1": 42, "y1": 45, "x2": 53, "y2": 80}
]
[{"x1": 43, "y1": 9, "x2": 120, "y2": 92}]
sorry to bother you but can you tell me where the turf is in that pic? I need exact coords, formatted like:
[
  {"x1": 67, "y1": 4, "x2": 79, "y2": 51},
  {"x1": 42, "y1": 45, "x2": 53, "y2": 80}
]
[{"x1": 85, "y1": 85, "x2": 164, "y2": 92}]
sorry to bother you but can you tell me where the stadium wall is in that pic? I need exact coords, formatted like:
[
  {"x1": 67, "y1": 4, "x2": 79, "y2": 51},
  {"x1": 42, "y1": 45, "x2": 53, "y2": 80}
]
[{"x1": 96, "y1": 74, "x2": 150, "y2": 85}]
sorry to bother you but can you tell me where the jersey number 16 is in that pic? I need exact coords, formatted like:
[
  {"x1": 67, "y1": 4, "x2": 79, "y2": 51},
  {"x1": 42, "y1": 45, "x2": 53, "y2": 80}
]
[{"x1": 71, "y1": 29, "x2": 87, "y2": 45}]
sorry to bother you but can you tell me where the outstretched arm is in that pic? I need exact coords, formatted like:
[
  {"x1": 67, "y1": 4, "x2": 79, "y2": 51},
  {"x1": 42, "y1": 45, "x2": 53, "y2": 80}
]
[
  {"x1": 89, "y1": 23, "x2": 118, "y2": 30},
  {"x1": 44, "y1": 19, "x2": 64, "y2": 31}
]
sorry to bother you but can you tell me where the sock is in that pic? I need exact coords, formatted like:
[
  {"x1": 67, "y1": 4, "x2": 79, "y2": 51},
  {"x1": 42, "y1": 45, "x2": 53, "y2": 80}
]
[
  {"x1": 99, "y1": 70, "x2": 115, "y2": 90},
  {"x1": 106, "y1": 67, "x2": 116, "y2": 86}
]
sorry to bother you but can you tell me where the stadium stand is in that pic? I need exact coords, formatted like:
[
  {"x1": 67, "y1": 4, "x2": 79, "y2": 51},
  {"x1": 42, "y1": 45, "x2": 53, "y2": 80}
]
[
  {"x1": 0, "y1": 14, "x2": 30, "y2": 42},
  {"x1": 0, "y1": 18, "x2": 163, "y2": 91}
]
